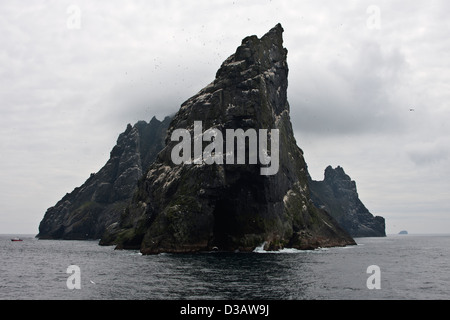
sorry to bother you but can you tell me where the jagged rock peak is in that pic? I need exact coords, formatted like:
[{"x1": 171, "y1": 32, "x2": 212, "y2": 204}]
[
  {"x1": 216, "y1": 23, "x2": 286, "y2": 78},
  {"x1": 168, "y1": 23, "x2": 291, "y2": 145},
  {"x1": 325, "y1": 165, "x2": 351, "y2": 181},
  {"x1": 37, "y1": 116, "x2": 171, "y2": 240},
  {"x1": 309, "y1": 166, "x2": 386, "y2": 237}
]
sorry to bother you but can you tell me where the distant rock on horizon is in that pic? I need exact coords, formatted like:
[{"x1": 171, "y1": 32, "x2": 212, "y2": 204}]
[
  {"x1": 399, "y1": 230, "x2": 408, "y2": 235},
  {"x1": 37, "y1": 116, "x2": 171, "y2": 240},
  {"x1": 309, "y1": 166, "x2": 386, "y2": 237}
]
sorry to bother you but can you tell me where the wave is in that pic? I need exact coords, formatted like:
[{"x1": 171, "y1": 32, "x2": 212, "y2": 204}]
[{"x1": 253, "y1": 242, "x2": 331, "y2": 254}]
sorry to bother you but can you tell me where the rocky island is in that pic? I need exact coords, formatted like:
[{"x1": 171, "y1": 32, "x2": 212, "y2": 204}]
[
  {"x1": 38, "y1": 24, "x2": 385, "y2": 253},
  {"x1": 99, "y1": 24, "x2": 355, "y2": 253}
]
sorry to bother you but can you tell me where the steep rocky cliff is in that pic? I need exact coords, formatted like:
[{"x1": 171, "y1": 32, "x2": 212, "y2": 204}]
[
  {"x1": 100, "y1": 24, "x2": 356, "y2": 253},
  {"x1": 37, "y1": 116, "x2": 171, "y2": 240},
  {"x1": 309, "y1": 166, "x2": 386, "y2": 237}
]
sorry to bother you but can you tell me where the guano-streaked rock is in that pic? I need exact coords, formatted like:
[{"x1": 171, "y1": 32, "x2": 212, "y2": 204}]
[{"x1": 100, "y1": 24, "x2": 356, "y2": 253}]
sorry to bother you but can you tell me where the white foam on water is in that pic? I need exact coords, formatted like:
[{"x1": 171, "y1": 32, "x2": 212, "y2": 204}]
[
  {"x1": 253, "y1": 242, "x2": 326, "y2": 254},
  {"x1": 253, "y1": 242, "x2": 268, "y2": 253}
]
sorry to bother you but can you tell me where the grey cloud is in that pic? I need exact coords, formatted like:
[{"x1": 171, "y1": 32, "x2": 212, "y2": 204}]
[
  {"x1": 408, "y1": 149, "x2": 449, "y2": 166},
  {"x1": 289, "y1": 38, "x2": 410, "y2": 136},
  {"x1": 406, "y1": 139, "x2": 450, "y2": 166}
]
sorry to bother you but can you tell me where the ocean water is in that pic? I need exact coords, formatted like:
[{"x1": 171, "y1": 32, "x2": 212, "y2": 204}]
[{"x1": 1, "y1": 234, "x2": 450, "y2": 300}]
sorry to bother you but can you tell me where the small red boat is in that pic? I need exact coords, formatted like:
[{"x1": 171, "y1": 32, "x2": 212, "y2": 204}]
[{"x1": 11, "y1": 238, "x2": 23, "y2": 242}]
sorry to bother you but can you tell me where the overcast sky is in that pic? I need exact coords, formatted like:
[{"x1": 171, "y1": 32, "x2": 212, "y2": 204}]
[{"x1": 1, "y1": 0, "x2": 449, "y2": 235}]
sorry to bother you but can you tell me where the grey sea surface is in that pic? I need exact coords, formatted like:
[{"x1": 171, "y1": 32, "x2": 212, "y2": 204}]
[{"x1": 1, "y1": 234, "x2": 449, "y2": 300}]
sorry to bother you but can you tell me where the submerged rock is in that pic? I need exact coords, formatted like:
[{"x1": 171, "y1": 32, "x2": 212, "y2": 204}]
[
  {"x1": 309, "y1": 166, "x2": 386, "y2": 237},
  {"x1": 37, "y1": 116, "x2": 171, "y2": 240},
  {"x1": 101, "y1": 24, "x2": 356, "y2": 253}
]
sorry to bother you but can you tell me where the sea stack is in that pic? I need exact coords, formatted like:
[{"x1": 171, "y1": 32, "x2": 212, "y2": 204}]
[
  {"x1": 309, "y1": 166, "x2": 386, "y2": 237},
  {"x1": 100, "y1": 24, "x2": 356, "y2": 253}
]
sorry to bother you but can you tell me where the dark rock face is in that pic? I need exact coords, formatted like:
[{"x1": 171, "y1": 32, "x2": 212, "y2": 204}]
[
  {"x1": 37, "y1": 116, "x2": 171, "y2": 240},
  {"x1": 309, "y1": 166, "x2": 386, "y2": 237},
  {"x1": 101, "y1": 24, "x2": 356, "y2": 253}
]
